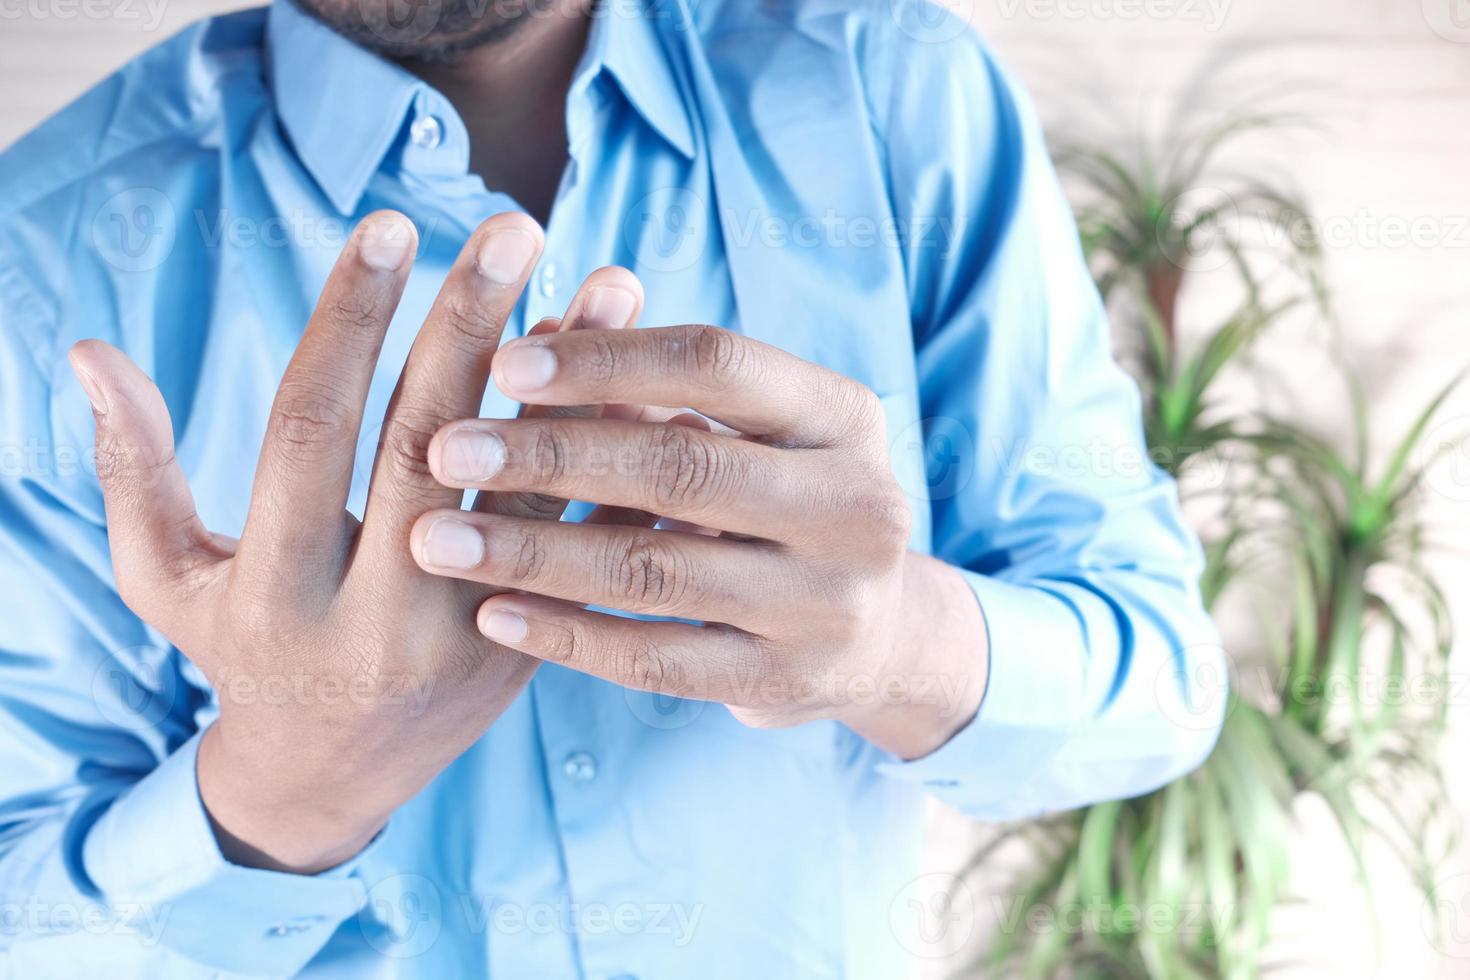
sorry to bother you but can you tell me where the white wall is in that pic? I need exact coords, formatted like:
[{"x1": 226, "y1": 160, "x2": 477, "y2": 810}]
[{"x1": 3, "y1": 1, "x2": 1468, "y2": 977}]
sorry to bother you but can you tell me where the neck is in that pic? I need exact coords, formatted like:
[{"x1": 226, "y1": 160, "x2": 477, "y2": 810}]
[{"x1": 400, "y1": 3, "x2": 594, "y2": 223}]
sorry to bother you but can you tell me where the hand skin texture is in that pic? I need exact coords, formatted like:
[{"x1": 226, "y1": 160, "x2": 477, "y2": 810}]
[{"x1": 68, "y1": 210, "x2": 987, "y2": 875}]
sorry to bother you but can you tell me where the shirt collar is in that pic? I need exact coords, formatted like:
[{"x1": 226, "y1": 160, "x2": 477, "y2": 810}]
[
  {"x1": 583, "y1": 0, "x2": 695, "y2": 160},
  {"x1": 267, "y1": 0, "x2": 425, "y2": 215},
  {"x1": 267, "y1": 0, "x2": 694, "y2": 216}
]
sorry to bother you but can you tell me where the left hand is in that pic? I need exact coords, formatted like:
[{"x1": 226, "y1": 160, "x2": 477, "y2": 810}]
[{"x1": 409, "y1": 323, "x2": 986, "y2": 758}]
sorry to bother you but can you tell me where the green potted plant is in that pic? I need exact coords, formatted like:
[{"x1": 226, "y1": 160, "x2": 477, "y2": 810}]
[{"x1": 966, "y1": 105, "x2": 1461, "y2": 979}]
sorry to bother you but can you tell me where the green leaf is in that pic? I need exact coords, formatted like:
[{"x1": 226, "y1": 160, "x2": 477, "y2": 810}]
[
  {"x1": 1370, "y1": 369, "x2": 1465, "y2": 506},
  {"x1": 1077, "y1": 800, "x2": 1125, "y2": 908}
]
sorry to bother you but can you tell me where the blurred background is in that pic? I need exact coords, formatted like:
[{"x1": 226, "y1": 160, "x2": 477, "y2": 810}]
[{"x1": 3, "y1": 1, "x2": 1467, "y2": 977}]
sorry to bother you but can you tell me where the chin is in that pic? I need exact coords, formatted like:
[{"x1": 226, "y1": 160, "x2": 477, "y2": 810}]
[{"x1": 294, "y1": 0, "x2": 546, "y2": 61}]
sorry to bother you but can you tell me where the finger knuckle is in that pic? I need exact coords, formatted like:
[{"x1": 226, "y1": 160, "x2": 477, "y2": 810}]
[
  {"x1": 825, "y1": 584, "x2": 871, "y2": 641},
  {"x1": 856, "y1": 487, "x2": 913, "y2": 550},
  {"x1": 585, "y1": 332, "x2": 622, "y2": 388},
  {"x1": 509, "y1": 525, "x2": 549, "y2": 585},
  {"x1": 607, "y1": 534, "x2": 686, "y2": 608},
  {"x1": 527, "y1": 426, "x2": 574, "y2": 486},
  {"x1": 378, "y1": 409, "x2": 441, "y2": 489},
  {"x1": 618, "y1": 637, "x2": 674, "y2": 693},
  {"x1": 324, "y1": 292, "x2": 389, "y2": 334},
  {"x1": 647, "y1": 426, "x2": 722, "y2": 511},
  {"x1": 93, "y1": 430, "x2": 176, "y2": 493},
  {"x1": 536, "y1": 619, "x2": 582, "y2": 666},
  {"x1": 849, "y1": 383, "x2": 885, "y2": 435},
  {"x1": 91, "y1": 432, "x2": 132, "y2": 485},
  {"x1": 723, "y1": 639, "x2": 783, "y2": 708},
  {"x1": 683, "y1": 325, "x2": 748, "y2": 389},
  {"x1": 437, "y1": 296, "x2": 507, "y2": 356},
  {"x1": 268, "y1": 379, "x2": 358, "y2": 459}
]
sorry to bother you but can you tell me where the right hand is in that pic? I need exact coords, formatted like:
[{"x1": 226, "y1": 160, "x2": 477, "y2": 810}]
[{"x1": 68, "y1": 211, "x2": 644, "y2": 873}]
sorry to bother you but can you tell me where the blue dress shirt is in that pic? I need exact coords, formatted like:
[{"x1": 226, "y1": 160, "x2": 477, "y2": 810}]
[{"x1": 0, "y1": 0, "x2": 1224, "y2": 976}]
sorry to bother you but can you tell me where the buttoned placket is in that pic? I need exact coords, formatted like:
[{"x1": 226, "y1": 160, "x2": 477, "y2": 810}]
[{"x1": 521, "y1": 72, "x2": 654, "y2": 980}]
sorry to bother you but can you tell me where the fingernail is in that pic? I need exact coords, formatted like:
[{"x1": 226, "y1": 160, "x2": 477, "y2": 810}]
[
  {"x1": 580, "y1": 286, "x2": 637, "y2": 330},
  {"x1": 498, "y1": 345, "x2": 557, "y2": 392},
  {"x1": 358, "y1": 216, "x2": 415, "y2": 271},
  {"x1": 421, "y1": 517, "x2": 484, "y2": 569},
  {"x1": 477, "y1": 228, "x2": 538, "y2": 285},
  {"x1": 440, "y1": 429, "x2": 506, "y2": 482},
  {"x1": 73, "y1": 365, "x2": 110, "y2": 416},
  {"x1": 481, "y1": 608, "x2": 528, "y2": 644}
]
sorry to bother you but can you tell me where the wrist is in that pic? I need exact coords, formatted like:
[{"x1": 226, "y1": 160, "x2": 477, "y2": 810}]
[
  {"x1": 841, "y1": 553, "x2": 987, "y2": 760},
  {"x1": 197, "y1": 721, "x2": 388, "y2": 874}
]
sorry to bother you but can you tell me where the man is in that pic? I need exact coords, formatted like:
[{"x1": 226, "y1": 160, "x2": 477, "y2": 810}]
[{"x1": 0, "y1": 0, "x2": 1223, "y2": 975}]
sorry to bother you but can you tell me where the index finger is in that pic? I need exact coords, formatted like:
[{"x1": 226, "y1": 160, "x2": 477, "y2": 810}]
[
  {"x1": 357, "y1": 212, "x2": 543, "y2": 555},
  {"x1": 238, "y1": 210, "x2": 416, "y2": 586},
  {"x1": 490, "y1": 325, "x2": 877, "y2": 448}
]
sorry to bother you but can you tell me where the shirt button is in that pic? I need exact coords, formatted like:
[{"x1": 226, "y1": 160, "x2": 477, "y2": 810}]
[
  {"x1": 410, "y1": 115, "x2": 444, "y2": 150},
  {"x1": 539, "y1": 261, "x2": 558, "y2": 299},
  {"x1": 562, "y1": 751, "x2": 597, "y2": 782}
]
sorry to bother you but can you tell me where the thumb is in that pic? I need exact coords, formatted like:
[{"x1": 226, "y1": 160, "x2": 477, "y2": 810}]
[{"x1": 69, "y1": 340, "x2": 228, "y2": 628}]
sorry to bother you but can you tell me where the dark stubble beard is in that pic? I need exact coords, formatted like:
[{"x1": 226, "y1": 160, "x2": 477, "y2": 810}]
[{"x1": 292, "y1": 0, "x2": 570, "y2": 63}]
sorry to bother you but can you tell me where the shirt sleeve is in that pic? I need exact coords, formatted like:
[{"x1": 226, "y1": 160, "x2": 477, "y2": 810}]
[
  {"x1": 0, "y1": 265, "x2": 378, "y2": 976},
  {"x1": 864, "y1": 2, "x2": 1227, "y2": 819}
]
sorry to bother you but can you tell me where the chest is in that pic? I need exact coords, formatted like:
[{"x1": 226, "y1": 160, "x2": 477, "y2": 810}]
[{"x1": 174, "y1": 92, "x2": 920, "y2": 540}]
